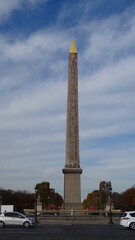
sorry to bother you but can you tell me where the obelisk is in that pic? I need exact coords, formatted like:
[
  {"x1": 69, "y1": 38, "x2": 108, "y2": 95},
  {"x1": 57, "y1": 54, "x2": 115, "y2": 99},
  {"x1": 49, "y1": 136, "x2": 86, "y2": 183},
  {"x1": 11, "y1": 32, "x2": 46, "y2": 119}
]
[{"x1": 62, "y1": 38, "x2": 83, "y2": 210}]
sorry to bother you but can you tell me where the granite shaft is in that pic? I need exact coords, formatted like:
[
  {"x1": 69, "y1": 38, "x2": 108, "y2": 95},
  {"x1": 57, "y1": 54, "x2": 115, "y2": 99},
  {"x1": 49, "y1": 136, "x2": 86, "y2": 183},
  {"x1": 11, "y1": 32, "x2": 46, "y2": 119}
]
[
  {"x1": 62, "y1": 39, "x2": 82, "y2": 210},
  {"x1": 66, "y1": 52, "x2": 80, "y2": 168}
]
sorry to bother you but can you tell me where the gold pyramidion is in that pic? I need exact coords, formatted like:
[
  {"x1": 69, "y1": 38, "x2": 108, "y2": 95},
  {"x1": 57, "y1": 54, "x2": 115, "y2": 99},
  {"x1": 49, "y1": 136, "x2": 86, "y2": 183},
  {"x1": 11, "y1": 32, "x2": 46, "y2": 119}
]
[{"x1": 69, "y1": 38, "x2": 77, "y2": 53}]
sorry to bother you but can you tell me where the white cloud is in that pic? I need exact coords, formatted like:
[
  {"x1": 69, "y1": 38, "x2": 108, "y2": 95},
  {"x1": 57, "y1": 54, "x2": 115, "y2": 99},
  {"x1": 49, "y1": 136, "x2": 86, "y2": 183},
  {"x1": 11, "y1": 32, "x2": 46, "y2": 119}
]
[
  {"x1": 81, "y1": 143, "x2": 135, "y2": 196},
  {"x1": 0, "y1": 0, "x2": 19, "y2": 20},
  {"x1": 26, "y1": 0, "x2": 47, "y2": 4},
  {"x1": 0, "y1": 30, "x2": 68, "y2": 62},
  {"x1": 78, "y1": 6, "x2": 135, "y2": 72},
  {"x1": 0, "y1": 0, "x2": 47, "y2": 22},
  {"x1": 0, "y1": 3, "x2": 135, "y2": 196}
]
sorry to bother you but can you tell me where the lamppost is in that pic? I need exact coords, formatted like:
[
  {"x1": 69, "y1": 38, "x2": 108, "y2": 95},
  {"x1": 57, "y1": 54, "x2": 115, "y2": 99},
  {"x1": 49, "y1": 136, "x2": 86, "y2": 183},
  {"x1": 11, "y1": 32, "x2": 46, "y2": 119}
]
[
  {"x1": 48, "y1": 196, "x2": 50, "y2": 210},
  {"x1": 108, "y1": 187, "x2": 113, "y2": 224},
  {"x1": 35, "y1": 186, "x2": 38, "y2": 224},
  {"x1": 97, "y1": 194, "x2": 100, "y2": 210},
  {"x1": 0, "y1": 196, "x2": 2, "y2": 214}
]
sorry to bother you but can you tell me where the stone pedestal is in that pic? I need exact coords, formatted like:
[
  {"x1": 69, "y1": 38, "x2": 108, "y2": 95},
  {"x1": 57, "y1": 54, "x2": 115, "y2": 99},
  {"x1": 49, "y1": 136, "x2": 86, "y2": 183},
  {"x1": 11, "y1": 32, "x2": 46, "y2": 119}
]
[
  {"x1": 63, "y1": 168, "x2": 82, "y2": 209},
  {"x1": 37, "y1": 195, "x2": 42, "y2": 212}
]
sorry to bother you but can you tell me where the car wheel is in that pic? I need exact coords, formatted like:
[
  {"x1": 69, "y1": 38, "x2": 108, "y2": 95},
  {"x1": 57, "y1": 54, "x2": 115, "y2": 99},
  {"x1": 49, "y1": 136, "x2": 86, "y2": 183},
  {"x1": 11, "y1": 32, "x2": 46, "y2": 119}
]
[
  {"x1": 0, "y1": 221, "x2": 4, "y2": 228},
  {"x1": 129, "y1": 222, "x2": 135, "y2": 230},
  {"x1": 23, "y1": 221, "x2": 30, "y2": 228}
]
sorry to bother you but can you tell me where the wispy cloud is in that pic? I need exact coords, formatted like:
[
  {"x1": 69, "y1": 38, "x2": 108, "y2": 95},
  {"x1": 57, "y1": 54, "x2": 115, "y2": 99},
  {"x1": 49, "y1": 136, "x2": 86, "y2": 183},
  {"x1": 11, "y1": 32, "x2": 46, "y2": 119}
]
[
  {"x1": 0, "y1": 0, "x2": 47, "y2": 22},
  {"x1": 0, "y1": 1, "x2": 135, "y2": 197}
]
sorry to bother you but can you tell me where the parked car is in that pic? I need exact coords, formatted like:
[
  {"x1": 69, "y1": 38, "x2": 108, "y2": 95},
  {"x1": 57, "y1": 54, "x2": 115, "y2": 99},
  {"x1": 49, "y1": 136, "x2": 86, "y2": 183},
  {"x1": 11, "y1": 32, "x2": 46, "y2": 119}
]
[
  {"x1": 0, "y1": 211, "x2": 35, "y2": 228},
  {"x1": 120, "y1": 211, "x2": 135, "y2": 230}
]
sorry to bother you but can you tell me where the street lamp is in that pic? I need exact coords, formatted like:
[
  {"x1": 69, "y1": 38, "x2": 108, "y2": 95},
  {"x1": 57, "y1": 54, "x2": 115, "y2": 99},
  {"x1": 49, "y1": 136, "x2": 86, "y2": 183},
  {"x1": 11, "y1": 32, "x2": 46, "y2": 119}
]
[
  {"x1": 0, "y1": 196, "x2": 2, "y2": 214},
  {"x1": 48, "y1": 196, "x2": 50, "y2": 210},
  {"x1": 35, "y1": 186, "x2": 38, "y2": 224},
  {"x1": 108, "y1": 187, "x2": 113, "y2": 224},
  {"x1": 97, "y1": 194, "x2": 100, "y2": 210}
]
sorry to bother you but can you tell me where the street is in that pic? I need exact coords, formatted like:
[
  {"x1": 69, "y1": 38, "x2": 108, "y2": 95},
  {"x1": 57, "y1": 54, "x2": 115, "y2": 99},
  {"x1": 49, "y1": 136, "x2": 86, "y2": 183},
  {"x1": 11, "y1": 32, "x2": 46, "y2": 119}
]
[{"x1": 0, "y1": 224, "x2": 135, "y2": 240}]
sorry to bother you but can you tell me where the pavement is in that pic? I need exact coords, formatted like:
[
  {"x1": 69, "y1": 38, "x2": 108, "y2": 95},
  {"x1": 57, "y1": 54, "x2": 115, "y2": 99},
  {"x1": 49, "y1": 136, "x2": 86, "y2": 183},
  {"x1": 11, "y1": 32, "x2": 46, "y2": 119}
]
[{"x1": 0, "y1": 224, "x2": 135, "y2": 240}]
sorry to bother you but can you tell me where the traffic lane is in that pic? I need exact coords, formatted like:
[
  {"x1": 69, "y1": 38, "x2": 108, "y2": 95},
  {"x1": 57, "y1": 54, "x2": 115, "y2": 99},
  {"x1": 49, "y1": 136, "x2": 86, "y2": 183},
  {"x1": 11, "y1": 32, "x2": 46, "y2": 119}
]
[{"x1": 0, "y1": 224, "x2": 135, "y2": 240}]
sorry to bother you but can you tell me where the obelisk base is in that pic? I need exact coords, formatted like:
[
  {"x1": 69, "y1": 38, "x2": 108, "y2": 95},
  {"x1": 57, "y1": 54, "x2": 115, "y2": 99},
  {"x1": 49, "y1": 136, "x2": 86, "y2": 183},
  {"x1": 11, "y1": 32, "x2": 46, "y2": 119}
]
[
  {"x1": 63, "y1": 203, "x2": 82, "y2": 210},
  {"x1": 62, "y1": 168, "x2": 82, "y2": 210}
]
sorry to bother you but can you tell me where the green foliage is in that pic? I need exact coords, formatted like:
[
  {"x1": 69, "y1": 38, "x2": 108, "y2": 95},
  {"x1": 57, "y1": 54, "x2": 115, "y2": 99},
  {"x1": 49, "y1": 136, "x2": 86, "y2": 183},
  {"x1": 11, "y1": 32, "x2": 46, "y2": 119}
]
[
  {"x1": 35, "y1": 181, "x2": 63, "y2": 209},
  {"x1": 54, "y1": 193, "x2": 63, "y2": 209},
  {"x1": 35, "y1": 182, "x2": 50, "y2": 208},
  {"x1": 0, "y1": 181, "x2": 64, "y2": 211},
  {"x1": 82, "y1": 199, "x2": 87, "y2": 209},
  {"x1": 99, "y1": 181, "x2": 112, "y2": 209},
  {"x1": 82, "y1": 181, "x2": 112, "y2": 210},
  {"x1": 122, "y1": 188, "x2": 135, "y2": 211},
  {"x1": 0, "y1": 188, "x2": 35, "y2": 212},
  {"x1": 83, "y1": 182, "x2": 135, "y2": 211},
  {"x1": 86, "y1": 193, "x2": 92, "y2": 208},
  {"x1": 112, "y1": 192, "x2": 122, "y2": 209},
  {"x1": 82, "y1": 191, "x2": 100, "y2": 209},
  {"x1": 92, "y1": 190, "x2": 100, "y2": 208}
]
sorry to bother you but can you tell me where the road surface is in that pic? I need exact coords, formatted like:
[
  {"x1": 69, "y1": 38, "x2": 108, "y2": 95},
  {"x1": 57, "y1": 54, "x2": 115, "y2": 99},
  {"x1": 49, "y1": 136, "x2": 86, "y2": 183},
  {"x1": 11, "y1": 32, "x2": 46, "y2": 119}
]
[{"x1": 0, "y1": 224, "x2": 135, "y2": 240}]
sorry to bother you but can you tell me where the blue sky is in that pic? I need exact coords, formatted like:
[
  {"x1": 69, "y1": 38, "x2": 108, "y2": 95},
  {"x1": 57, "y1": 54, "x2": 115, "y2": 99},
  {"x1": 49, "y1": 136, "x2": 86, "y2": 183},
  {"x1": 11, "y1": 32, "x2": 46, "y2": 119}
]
[{"x1": 0, "y1": 0, "x2": 135, "y2": 199}]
